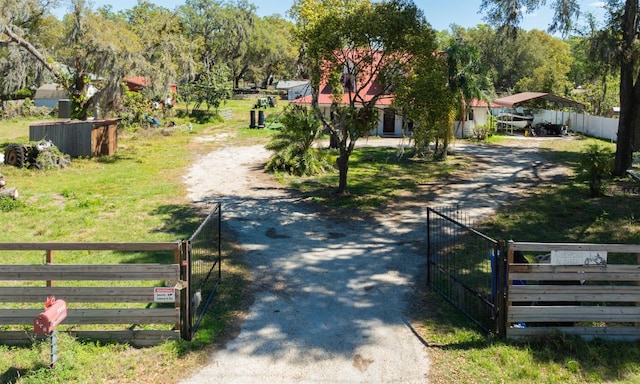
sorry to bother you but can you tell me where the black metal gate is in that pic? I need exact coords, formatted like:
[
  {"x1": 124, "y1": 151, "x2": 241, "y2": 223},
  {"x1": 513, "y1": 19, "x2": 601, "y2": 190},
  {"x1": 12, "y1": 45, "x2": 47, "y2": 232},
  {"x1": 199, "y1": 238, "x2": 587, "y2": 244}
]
[
  {"x1": 427, "y1": 206, "x2": 506, "y2": 335},
  {"x1": 182, "y1": 203, "x2": 222, "y2": 340}
]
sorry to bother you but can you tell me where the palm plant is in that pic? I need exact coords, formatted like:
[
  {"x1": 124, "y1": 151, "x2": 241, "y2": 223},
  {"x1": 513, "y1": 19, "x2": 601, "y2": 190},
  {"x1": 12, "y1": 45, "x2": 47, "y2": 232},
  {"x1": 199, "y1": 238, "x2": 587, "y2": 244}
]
[{"x1": 265, "y1": 106, "x2": 331, "y2": 176}]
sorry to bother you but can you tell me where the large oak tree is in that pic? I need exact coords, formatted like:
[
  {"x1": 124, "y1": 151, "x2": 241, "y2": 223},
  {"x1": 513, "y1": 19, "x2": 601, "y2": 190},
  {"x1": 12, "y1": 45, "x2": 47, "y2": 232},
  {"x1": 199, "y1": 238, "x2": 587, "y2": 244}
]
[
  {"x1": 1, "y1": 0, "x2": 146, "y2": 119},
  {"x1": 481, "y1": 0, "x2": 639, "y2": 176}
]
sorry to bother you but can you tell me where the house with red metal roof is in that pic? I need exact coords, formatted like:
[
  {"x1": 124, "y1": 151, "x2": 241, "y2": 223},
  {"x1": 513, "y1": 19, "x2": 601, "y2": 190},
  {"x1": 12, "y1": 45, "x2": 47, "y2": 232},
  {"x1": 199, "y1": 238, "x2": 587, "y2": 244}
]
[
  {"x1": 293, "y1": 49, "x2": 410, "y2": 138},
  {"x1": 293, "y1": 50, "x2": 502, "y2": 139}
]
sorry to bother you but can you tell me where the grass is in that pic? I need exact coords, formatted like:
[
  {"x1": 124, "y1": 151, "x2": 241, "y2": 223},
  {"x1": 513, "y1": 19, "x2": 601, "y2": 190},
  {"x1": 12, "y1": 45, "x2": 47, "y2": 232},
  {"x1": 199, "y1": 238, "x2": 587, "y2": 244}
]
[
  {"x1": 1, "y1": 106, "x2": 639, "y2": 383},
  {"x1": 283, "y1": 143, "x2": 469, "y2": 210},
  {"x1": 0, "y1": 98, "x2": 279, "y2": 383},
  {"x1": 417, "y1": 286, "x2": 640, "y2": 383},
  {"x1": 416, "y1": 135, "x2": 640, "y2": 383},
  {"x1": 0, "y1": 117, "x2": 47, "y2": 142}
]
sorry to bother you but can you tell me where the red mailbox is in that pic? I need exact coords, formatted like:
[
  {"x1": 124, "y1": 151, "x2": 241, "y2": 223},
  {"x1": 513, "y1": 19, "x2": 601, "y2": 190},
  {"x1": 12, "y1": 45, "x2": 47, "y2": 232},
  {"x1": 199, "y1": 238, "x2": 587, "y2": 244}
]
[{"x1": 34, "y1": 296, "x2": 67, "y2": 335}]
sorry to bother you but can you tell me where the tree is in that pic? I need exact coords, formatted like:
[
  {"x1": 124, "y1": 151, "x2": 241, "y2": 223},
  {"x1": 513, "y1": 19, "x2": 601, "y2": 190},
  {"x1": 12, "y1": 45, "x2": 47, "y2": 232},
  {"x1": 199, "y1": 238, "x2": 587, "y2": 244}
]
[
  {"x1": 480, "y1": 0, "x2": 639, "y2": 176},
  {"x1": 179, "y1": 0, "x2": 256, "y2": 88},
  {"x1": 1, "y1": 0, "x2": 146, "y2": 119},
  {"x1": 123, "y1": 1, "x2": 197, "y2": 103},
  {"x1": 181, "y1": 63, "x2": 232, "y2": 115},
  {"x1": 57, "y1": 0, "x2": 145, "y2": 118},
  {"x1": 0, "y1": 4, "x2": 63, "y2": 100},
  {"x1": 0, "y1": 0, "x2": 61, "y2": 99},
  {"x1": 443, "y1": 35, "x2": 486, "y2": 153},
  {"x1": 513, "y1": 30, "x2": 572, "y2": 94},
  {"x1": 394, "y1": 52, "x2": 454, "y2": 158},
  {"x1": 567, "y1": 17, "x2": 620, "y2": 116},
  {"x1": 243, "y1": 15, "x2": 298, "y2": 87},
  {"x1": 293, "y1": 0, "x2": 436, "y2": 195},
  {"x1": 219, "y1": 0, "x2": 257, "y2": 88}
]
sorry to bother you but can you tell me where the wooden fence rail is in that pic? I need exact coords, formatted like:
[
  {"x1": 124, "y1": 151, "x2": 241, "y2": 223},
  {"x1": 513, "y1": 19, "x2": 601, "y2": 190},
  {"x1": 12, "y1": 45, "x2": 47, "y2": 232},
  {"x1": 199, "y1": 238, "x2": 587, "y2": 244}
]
[
  {"x1": 0, "y1": 242, "x2": 184, "y2": 347},
  {"x1": 506, "y1": 241, "x2": 640, "y2": 341}
]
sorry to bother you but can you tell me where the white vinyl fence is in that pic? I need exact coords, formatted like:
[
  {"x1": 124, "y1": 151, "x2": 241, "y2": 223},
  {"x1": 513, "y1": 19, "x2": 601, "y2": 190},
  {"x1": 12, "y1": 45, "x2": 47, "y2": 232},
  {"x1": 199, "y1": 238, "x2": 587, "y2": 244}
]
[
  {"x1": 455, "y1": 108, "x2": 619, "y2": 142},
  {"x1": 535, "y1": 109, "x2": 618, "y2": 142}
]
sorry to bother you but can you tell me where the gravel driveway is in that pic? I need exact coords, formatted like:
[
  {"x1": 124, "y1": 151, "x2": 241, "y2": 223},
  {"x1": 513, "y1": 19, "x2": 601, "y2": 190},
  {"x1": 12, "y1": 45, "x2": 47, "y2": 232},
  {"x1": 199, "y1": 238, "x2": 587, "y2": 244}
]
[{"x1": 180, "y1": 137, "x2": 569, "y2": 383}]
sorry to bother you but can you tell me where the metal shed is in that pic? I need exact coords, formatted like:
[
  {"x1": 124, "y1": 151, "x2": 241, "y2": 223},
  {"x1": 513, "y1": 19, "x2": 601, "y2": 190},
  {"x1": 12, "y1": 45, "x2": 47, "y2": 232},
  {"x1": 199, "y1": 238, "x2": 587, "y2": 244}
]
[
  {"x1": 493, "y1": 92, "x2": 585, "y2": 110},
  {"x1": 29, "y1": 119, "x2": 119, "y2": 157},
  {"x1": 493, "y1": 92, "x2": 586, "y2": 134}
]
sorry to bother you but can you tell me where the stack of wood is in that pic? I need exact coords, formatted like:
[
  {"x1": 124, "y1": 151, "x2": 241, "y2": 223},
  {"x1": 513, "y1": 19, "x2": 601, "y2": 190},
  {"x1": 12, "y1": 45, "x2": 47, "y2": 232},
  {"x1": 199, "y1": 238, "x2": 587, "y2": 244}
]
[{"x1": 0, "y1": 173, "x2": 18, "y2": 199}]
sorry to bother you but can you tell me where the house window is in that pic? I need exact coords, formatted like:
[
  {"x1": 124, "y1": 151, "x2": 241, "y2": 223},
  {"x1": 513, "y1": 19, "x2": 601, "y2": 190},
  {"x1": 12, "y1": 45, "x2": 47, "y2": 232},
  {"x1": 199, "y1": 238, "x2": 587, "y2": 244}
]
[
  {"x1": 341, "y1": 73, "x2": 355, "y2": 92},
  {"x1": 383, "y1": 109, "x2": 395, "y2": 134},
  {"x1": 468, "y1": 109, "x2": 474, "y2": 121},
  {"x1": 342, "y1": 61, "x2": 356, "y2": 92}
]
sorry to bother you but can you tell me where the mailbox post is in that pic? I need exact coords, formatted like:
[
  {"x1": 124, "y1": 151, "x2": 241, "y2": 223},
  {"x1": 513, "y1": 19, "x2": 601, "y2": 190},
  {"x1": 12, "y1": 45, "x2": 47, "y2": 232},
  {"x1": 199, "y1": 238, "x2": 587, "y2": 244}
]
[{"x1": 34, "y1": 296, "x2": 67, "y2": 368}]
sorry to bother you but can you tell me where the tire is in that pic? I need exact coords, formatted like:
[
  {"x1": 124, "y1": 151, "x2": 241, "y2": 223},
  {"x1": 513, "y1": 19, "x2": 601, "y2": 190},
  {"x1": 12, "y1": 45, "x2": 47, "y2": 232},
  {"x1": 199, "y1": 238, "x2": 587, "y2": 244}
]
[{"x1": 4, "y1": 144, "x2": 26, "y2": 167}]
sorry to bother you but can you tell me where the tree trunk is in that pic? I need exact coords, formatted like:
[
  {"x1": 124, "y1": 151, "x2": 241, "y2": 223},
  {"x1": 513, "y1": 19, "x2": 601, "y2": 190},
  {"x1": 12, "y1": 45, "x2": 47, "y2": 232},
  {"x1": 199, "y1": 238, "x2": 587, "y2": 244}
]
[
  {"x1": 336, "y1": 140, "x2": 350, "y2": 196},
  {"x1": 2, "y1": 24, "x2": 69, "y2": 91},
  {"x1": 614, "y1": 0, "x2": 640, "y2": 176}
]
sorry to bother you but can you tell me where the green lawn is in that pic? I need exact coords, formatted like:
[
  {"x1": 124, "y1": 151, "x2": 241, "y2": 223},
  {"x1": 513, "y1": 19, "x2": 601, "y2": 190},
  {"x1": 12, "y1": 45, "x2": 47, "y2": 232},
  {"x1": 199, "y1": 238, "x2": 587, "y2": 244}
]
[
  {"x1": 0, "y1": 98, "x2": 277, "y2": 384},
  {"x1": 1, "y1": 108, "x2": 639, "y2": 383},
  {"x1": 418, "y1": 136, "x2": 640, "y2": 384}
]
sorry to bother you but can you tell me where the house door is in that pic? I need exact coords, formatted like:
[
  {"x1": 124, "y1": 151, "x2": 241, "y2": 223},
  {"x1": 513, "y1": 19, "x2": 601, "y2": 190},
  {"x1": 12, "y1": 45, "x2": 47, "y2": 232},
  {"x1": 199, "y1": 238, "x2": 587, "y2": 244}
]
[{"x1": 383, "y1": 109, "x2": 395, "y2": 135}]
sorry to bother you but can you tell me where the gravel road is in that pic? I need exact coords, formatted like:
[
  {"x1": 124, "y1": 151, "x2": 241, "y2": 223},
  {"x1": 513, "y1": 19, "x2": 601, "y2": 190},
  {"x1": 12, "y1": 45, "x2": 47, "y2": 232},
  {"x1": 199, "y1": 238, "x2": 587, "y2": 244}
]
[{"x1": 180, "y1": 137, "x2": 569, "y2": 384}]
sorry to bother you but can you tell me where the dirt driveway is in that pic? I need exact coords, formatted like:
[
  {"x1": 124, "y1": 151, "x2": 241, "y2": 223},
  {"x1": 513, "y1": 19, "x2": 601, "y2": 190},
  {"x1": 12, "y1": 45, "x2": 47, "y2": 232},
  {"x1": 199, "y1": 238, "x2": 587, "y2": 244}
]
[{"x1": 180, "y1": 137, "x2": 570, "y2": 384}]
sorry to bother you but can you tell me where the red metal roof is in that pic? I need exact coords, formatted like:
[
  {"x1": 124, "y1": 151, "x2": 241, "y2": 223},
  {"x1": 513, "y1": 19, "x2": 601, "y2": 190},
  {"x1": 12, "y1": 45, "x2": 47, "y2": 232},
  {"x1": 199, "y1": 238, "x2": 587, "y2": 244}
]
[
  {"x1": 294, "y1": 93, "x2": 394, "y2": 106},
  {"x1": 293, "y1": 50, "x2": 398, "y2": 107}
]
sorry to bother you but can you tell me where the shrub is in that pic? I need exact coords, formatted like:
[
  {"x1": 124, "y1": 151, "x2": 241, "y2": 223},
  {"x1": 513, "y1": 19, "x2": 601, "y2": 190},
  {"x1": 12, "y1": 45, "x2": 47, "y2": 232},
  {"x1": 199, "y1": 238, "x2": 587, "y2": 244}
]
[
  {"x1": 265, "y1": 107, "x2": 332, "y2": 176},
  {"x1": 579, "y1": 142, "x2": 614, "y2": 197},
  {"x1": 0, "y1": 196, "x2": 26, "y2": 212}
]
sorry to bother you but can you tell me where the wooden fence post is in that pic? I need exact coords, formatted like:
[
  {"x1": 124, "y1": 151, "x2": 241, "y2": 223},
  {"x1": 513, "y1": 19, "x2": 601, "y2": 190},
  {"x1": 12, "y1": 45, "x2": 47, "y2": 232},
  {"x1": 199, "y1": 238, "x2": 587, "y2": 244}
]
[
  {"x1": 46, "y1": 250, "x2": 54, "y2": 287},
  {"x1": 636, "y1": 253, "x2": 640, "y2": 327}
]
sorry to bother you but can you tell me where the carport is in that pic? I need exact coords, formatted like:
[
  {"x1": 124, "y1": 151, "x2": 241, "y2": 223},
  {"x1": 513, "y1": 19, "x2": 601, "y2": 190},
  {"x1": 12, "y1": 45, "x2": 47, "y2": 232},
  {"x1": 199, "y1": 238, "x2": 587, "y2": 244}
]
[{"x1": 493, "y1": 92, "x2": 586, "y2": 134}]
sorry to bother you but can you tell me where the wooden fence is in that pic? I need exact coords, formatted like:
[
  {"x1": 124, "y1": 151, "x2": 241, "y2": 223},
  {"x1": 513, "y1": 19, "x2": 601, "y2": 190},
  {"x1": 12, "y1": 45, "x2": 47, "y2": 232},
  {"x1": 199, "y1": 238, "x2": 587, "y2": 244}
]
[
  {"x1": 506, "y1": 241, "x2": 640, "y2": 341},
  {"x1": 0, "y1": 242, "x2": 184, "y2": 347}
]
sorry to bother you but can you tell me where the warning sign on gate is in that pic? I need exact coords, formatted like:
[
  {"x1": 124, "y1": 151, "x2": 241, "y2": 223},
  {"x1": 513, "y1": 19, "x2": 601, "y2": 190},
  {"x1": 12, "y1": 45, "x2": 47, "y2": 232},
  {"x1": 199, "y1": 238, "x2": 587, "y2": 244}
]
[
  {"x1": 154, "y1": 287, "x2": 176, "y2": 303},
  {"x1": 551, "y1": 250, "x2": 607, "y2": 266}
]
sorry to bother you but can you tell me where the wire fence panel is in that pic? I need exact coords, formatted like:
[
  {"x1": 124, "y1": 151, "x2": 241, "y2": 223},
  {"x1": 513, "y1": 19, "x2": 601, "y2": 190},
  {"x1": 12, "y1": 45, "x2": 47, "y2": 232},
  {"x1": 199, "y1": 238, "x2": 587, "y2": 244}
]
[
  {"x1": 427, "y1": 206, "x2": 503, "y2": 334},
  {"x1": 186, "y1": 203, "x2": 222, "y2": 339}
]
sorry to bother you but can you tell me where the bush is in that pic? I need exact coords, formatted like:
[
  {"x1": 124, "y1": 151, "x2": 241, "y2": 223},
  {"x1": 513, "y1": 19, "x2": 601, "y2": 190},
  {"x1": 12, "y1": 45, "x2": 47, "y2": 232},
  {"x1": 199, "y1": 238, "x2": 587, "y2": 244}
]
[
  {"x1": 0, "y1": 196, "x2": 26, "y2": 212},
  {"x1": 580, "y1": 142, "x2": 614, "y2": 197},
  {"x1": 0, "y1": 99, "x2": 51, "y2": 119},
  {"x1": 265, "y1": 107, "x2": 332, "y2": 176}
]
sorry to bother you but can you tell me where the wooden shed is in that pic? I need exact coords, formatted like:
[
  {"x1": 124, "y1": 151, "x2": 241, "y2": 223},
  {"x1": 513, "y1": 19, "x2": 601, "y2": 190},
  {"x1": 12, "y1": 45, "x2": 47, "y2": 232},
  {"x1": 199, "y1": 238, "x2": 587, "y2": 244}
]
[{"x1": 29, "y1": 119, "x2": 119, "y2": 157}]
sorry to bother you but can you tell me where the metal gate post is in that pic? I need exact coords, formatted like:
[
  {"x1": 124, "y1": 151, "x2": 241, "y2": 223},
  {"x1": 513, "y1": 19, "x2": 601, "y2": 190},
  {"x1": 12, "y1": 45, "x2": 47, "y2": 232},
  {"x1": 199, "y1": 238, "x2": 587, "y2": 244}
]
[
  {"x1": 217, "y1": 204, "x2": 222, "y2": 282},
  {"x1": 426, "y1": 208, "x2": 431, "y2": 285},
  {"x1": 495, "y1": 240, "x2": 508, "y2": 337},
  {"x1": 180, "y1": 240, "x2": 192, "y2": 341}
]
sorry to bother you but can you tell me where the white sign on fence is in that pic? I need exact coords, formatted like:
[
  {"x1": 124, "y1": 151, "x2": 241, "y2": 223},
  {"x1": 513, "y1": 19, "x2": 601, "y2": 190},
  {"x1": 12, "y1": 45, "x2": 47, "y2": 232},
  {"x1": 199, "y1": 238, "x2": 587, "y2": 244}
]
[
  {"x1": 154, "y1": 287, "x2": 176, "y2": 303},
  {"x1": 550, "y1": 250, "x2": 607, "y2": 266}
]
